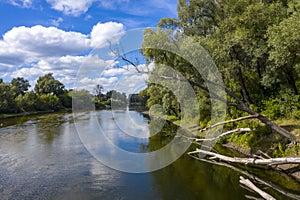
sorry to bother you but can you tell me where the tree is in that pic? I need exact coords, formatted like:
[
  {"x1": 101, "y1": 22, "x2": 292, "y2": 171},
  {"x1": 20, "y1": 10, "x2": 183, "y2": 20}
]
[
  {"x1": 15, "y1": 91, "x2": 42, "y2": 112},
  {"x1": 177, "y1": 0, "x2": 219, "y2": 36},
  {"x1": 72, "y1": 89, "x2": 94, "y2": 111},
  {"x1": 34, "y1": 73, "x2": 65, "y2": 96},
  {"x1": 95, "y1": 84, "x2": 104, "y2": 101},
  {"x1": 106, "y1": 90, "x2": 127, "y2": 107},
  {"x1": 138, "y1": 0, "x2": 299, "y2": 139},
  {"x1": 59, "y1": 89, "x2": 73, "y2": 108},
  {"x1": 266, "y1": 1, "x2": 300, "y2": 94},
  {"x1": 40, "y1": 94, "x2": 61, "y2": 111},
  {"x1": 10, "y1": 77, "x2": 30, "y2": 98},
  {"x1": 0, "y1": 81, "x2": 17, "y2": 113},
  {"x1": 129, "y1": 93, "x2": 148, "y2": 106}
]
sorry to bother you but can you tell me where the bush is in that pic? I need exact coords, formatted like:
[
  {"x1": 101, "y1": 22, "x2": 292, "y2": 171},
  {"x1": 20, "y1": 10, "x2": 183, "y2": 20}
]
[
  {"x1": 261, "y1": 91, "x2": 300, "y2": 120},
  {"x1": 40, "y1": 94, "x2": 62, "y2": 111}
]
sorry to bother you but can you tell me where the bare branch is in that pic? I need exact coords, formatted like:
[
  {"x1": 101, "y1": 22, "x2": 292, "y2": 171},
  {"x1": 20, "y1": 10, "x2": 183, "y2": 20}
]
[
  {"x1": 190, "y1": 114, "x2": 259, "y2": 132},
  {"x1": 239, "y1": 176, "x2": 276, "y2": 200},
  {"x1": 190, "y1": 128, "x2": 252, "y2": 142}
]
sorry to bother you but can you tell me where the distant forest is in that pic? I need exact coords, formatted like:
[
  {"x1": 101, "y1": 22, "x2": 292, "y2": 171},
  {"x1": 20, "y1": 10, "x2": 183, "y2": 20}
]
[{"x1": 0, "y1": 73, "x2": 146, "y2": 114}]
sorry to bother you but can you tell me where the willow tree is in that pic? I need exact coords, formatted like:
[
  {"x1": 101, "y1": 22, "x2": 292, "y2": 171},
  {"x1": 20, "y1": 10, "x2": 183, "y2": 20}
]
[{"x1": 139, "y1": 0, "x2": 299, "y2": 140}]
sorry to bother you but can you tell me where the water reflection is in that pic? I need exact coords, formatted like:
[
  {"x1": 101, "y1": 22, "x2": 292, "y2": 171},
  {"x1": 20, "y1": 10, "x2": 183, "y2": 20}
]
[{"x1": 0, "y1": 110, "x2": 299, "y2": 199}]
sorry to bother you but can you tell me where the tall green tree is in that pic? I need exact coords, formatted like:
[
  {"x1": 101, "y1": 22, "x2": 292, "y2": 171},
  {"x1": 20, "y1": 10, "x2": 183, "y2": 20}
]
[
  {"x1": 34, "y1": 73, "x2": 65, "y2": 96},
  {"x1": 177, "y1": 0, "x2": 219, "y2": 36},
  {"x1": 266, "y1": 0, "x2": 300, "y2": 94},
  {"x1": 95, "y1": 84, "x2": 105, "y2": 101},
  {"x1": 139, "y1": 0, "x2": 299, "y2": 139},
  {"x1": 10, "y1": 77, "x2": 30, "y2": 98},
  {"x1": 0, "y1": 81, "x2": 17, "y2": 113}
]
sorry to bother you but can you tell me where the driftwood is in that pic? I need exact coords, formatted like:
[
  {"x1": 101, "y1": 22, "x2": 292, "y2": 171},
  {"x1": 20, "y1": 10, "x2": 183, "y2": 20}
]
[
  {"x1": 188, "y1": 154, "x2": 300, "y2": 200},
  {"x1": 191, "y1": 128, "x2": 252, "y2": 142},
  {"x1": 239, "y1": 176, "x2": 276, "y2": 200},
  {"x1": 188, "y1": 149, "x2": 300, "y2": 166}
]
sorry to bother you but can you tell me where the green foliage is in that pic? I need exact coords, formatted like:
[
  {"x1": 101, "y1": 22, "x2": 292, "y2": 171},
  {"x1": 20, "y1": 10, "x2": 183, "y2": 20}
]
[
  {"x1": 261, "y1": 91, "x2": 300, "y2": 120},
  {"x1": 106, "y1": 90, "x2": 127, "y2": 108},
  {"x1": 94, "y1": 100, "x2": 107, "y2": 109},
  {"x1": 0, "y1": 82, "x2": 17, "y2": 113},
  {"x1": 177, "y1": 0, "x2": 219, "y2": 36},
  {"x1": 10, "y1": 77, "x2": 30, "y2": 98},
  {"x1": 0, "y1": 74, "x2": 129, "y2": 115},
  {"x1": 15, "y1": 91, "x2": 41, "y2": 112},
  {"x1": 265, "y1": 1, "x2": 300, "y2": 94},
  {"x1": 129, "y1": 93, "x2": 147, "y2": 106},
  {"x1": 273, "y1": 142, "x2": 286, "y2": 157},
  {"x1": 141, "y1": 84, "x2": 180, "y2": 117},
  {"x1": 72, "y1": 90, "x2": 94, "y2": 111},
  {"x1": 34, "y1": 73, "x2": 65, "y2": 96},
  {"x1": 59, "y1": 90, "x2": 72, "y2": 108},
  {"x1": 229, "y1": 131, "x2": 256, "y2": 148},
  {"x1": 40, "y1": 94, "x2": 62, "y2": 111},
  {"x1": 283, "y1": 142, "x2": 300, "y2": 156},
  {"x1": 141, "y1": 0, "x2": 300, "y2": 136}
]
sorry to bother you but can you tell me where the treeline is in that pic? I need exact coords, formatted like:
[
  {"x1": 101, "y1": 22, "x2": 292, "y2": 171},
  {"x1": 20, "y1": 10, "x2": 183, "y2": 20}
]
[
  {"x1": 0, "y1": 73, "x2": 72, "y2": 113},
  {"x1": 0, "y1": 73, "x2": 147, "y2": 114},
  {"x1": 94, "y1": 84, "x2": 127, "y2": 109}
]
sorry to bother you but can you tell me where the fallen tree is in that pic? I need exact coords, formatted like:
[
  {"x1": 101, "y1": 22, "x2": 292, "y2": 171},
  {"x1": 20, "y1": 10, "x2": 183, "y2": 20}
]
[
  {"x1": 188, "y1": 149, "x2": 300, "y2": 166},
  {"x1": 188, "y1": 151, "x2": 300, "y2": 200},
  {"x1": 239, "y1": 176, "x2": 276, "y2": 200}
]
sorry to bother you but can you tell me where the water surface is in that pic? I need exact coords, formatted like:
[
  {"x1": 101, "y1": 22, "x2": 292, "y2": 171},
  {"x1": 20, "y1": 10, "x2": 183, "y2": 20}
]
[{"x1": 0, "y1": 110, "x2": 298, "y2": 199}]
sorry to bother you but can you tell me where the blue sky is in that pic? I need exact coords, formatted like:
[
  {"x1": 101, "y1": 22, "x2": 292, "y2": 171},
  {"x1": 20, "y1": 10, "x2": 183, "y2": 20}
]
[{"x1": 0, "y1": 0, "x2": 178, "y2": 93}]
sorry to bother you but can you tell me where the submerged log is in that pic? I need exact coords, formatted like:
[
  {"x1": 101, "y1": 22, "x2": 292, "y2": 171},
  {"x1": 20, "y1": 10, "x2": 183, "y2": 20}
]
[
  {"x1": 188, "y1": 149, "x2": 300, "y2": 166},
  {"x1": 239, "y1": 176, "x2": 276, "y2": 200}
]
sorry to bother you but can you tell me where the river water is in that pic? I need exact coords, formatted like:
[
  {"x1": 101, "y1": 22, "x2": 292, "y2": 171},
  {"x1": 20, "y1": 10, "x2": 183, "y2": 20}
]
[{"x1": 0, "y1": 109, "x2": 299, "y2": 199}]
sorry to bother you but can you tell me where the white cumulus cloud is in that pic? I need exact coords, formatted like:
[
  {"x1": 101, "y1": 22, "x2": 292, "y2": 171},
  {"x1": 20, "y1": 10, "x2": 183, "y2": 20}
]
[
  {"x1": 90, "y1": 22, "x2": 125, "y2": 48},
  {"x1": 46, "y1": 0, "x2": 131, "y2": 16},
  {"x1": 46, "y1": 0, "x2": 96, "y2": 16},
  {"x1": 1, "y1": 25, "x2": 90, "y2": 65},
  {"x1": 0, "y1": 21, "x2": 142, "y2": 91}
]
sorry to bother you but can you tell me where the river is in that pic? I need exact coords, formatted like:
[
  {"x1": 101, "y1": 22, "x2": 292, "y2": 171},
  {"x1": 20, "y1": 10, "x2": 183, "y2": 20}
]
[{"x1": 0, "y1": 109, "x2": 299, "y2": 199}]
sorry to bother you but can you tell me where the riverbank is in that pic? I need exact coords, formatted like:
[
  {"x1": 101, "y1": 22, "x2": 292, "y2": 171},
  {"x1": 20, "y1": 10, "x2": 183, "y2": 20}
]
[
  {"x1": 144, "y1": 111, "x2": 300, "y2": 180},
  {"x1": 0, "y1": 109, "x2": 72, "y2": 120}
]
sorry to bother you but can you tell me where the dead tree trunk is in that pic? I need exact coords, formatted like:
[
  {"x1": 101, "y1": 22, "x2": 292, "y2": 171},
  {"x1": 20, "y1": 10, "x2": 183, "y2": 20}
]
[{"x1": 188, "y1": 149, "x2": 300, "y2": 165}]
